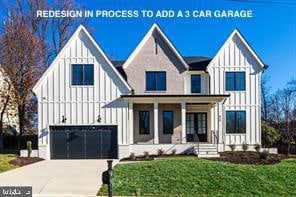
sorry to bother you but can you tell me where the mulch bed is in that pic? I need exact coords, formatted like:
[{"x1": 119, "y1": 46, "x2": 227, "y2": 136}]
[
  {"x1": 9, "y1": 157, "x2": 44, "y2": 167},
  {"x1": 207, "y1": 151, "x2": 286, "y2": 165}
]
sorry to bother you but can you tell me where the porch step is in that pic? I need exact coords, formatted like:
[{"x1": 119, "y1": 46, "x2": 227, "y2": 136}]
[
  {"x1": 192, "y1": 143, "x2": 219, "y2": 157},
  {"x1": 198, "y1": 153, "x2": 220, "y2": 158}
]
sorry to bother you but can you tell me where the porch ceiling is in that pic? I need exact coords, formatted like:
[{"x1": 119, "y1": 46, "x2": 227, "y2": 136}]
[{"x1": 121, "y1": 94, "x2": 230, "y2": 104}]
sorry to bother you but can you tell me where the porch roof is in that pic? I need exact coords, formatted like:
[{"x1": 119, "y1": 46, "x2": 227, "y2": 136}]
[{"x1": 121, "y1": 94, "x2": 230, "y2": 104}]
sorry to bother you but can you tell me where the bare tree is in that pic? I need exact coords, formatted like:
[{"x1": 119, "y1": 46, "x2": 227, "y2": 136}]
[
  {"x1": 280, "y1": 88, "x2": 295, "y2": 155},
  {"x1": 51, "y1": 0, "x2": 87, "y2": 56},
  {"x1": 261, "y1": 75, "x2": 271, "y2": 122},
  {"x1": 0, "y1": 11, "x2": 43, "y2": 148}
]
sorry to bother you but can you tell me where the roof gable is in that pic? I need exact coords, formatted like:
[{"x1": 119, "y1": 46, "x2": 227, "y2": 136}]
[
  {"x1": 207, "y1": 29, "x2": 265, "y2": 71},
  {"x1": 122, "y1": 23, "x2": 189, "y2": 70},
  {"x1": 33, "y1": 25, "x2": 132, "y2": 92}
]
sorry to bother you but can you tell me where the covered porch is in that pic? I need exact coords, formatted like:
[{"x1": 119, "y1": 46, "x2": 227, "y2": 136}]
[{"x1": 121, "y1": 95, "x2": 229, "y2": 145}]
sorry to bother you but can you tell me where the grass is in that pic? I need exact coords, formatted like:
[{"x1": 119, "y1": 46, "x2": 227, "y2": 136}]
[
  {"x1": 0, "y1": 154, "x2": 18, "y2": 173},
  {"x1": 98, "y1": 157, "x2": 296, "y2": 196}
]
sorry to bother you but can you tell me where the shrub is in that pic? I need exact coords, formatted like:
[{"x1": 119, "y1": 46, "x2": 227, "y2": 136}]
[
  {"x1": 229, "y1": 144, "x2": 236, "y2": 152},
  {"x1": 27, "y1": 141, "x2": 32, "y2": 157},
  {"x1": 143, "y1": 151, "x2": 149, "y2": 159},
  {"x1": 262, "y1": 123, "x2": 280, "y2": 147},
  {"x1": 255, "y1": 143, "x2": 261, "y2": 152},
  {"x1": 129, "y1": 153, "x2": 136, "y2": 160},
  {"x1": 158, "y1": 148, "x2": 165, "y2": 156},
  {"x1": 259, "y1": 150, "x2": 269, "y2": 160},
  {"x1": 242, "y1": 142, "x2": 249, "y2": 152},
  {"x1": 171, "y1": 149, "x2": 177, "y2": 156}
]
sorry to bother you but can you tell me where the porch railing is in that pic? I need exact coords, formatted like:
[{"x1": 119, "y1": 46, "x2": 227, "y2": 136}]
[{"x1": 211, "y1": 130, "x2": 219, "y2": 152}]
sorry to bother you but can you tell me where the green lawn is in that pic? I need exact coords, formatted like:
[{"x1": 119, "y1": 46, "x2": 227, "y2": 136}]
[
  {"x1": 99, "y1": 157, "x2": 296, "y2": 196},
  {"x1": 0, "y1": 154, "x2": 18, "y2": 173}
]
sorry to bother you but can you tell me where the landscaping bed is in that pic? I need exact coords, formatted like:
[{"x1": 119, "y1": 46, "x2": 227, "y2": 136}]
[
  {"x1": 9, "y1": 157, "x2": 44, "y2": 167},
  {"x1": 208, "y1": 151, "x2": 286, "y2": 165}
]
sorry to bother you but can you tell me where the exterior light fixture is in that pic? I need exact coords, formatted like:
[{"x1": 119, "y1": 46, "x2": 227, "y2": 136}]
[
  {"x1": 97, "y1": 115, "x2": 102, "y2": 123},
  {"x1": 62, "y1": 115, "x2": 67, "y2": 123}
]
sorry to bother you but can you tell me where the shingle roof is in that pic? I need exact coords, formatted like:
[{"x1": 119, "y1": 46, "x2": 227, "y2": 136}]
[{"x1": 112, "y1": 56, "x2": 212, "y2": 79}]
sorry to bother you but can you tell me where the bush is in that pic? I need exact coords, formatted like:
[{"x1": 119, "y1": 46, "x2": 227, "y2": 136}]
[
  {"x1": 262, "y1": 123, "x2": 280, "y2": 147},
  {"x1": 129, "y1": 153, "x2": 136, "y2": 160},
  {"x1": 259, "y1": 150, "x2": 269, "y2": 160},
  {"x1": 229, "y1": 144, "x2": 236, "y2": 152},
  {"x1": 27, "y1": 141, "x2": 32, "y2": 157},
  {"x1": 158, "y1": 148, "x2": 165, "y2": 156},
  {"x1": 255, "y1": 143, "x2": 261, "y2": 152},
  {"x1": 242, "y1": 142, "x2": 249, "y2": 152},
  {"x1": 143, "y1": 151, "x2": 149, "y2": 159},
  {"x1": 171, "y1": 149, "x2": 177, "y2": 156}
]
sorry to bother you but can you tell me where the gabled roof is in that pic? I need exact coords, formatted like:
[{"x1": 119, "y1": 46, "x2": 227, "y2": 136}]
[
  {"x1": 122, "y1": 23, "x2": 189, "y2": 70},
  {"x1": 33, "y1": 25, "x2": 132, "y2": 92},
  {"x1": 207, "y1": 28, "x2": 265, "y2": 71}
]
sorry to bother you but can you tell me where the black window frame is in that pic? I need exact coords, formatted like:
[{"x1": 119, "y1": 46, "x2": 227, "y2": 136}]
[
  {"x1": 145, "y1": 71, "x2": 166, "y2": 91},
  {"x1": 71, "y1": 64, "x2": 94, "y2": 86},
  {"x1": 226, "y1": 111, "x2": 246, "y2": 134},
  {"x1": 191, "y1": 74, "x2": 201, "y2": 93},
  {"x1": 163, "y1": 111, "x2": 173, "y2": 134},
  {"x1": 225, "y1": 71, "x2": 246, "y2": 91},
  {"x1": 139, "y1": 111, "x2": 150, "y2": 135}
]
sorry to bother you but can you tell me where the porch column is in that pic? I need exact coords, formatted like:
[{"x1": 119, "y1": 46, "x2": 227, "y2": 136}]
[
  {"x1": 128, "y1": 102, "x2": 133, "y2": 144},
  {"x1": 154, "y1": 102, "x2": 159, "y2": 144},
  {"x1": 181, "y1": 101, "x2": 186, "y2": 144}
]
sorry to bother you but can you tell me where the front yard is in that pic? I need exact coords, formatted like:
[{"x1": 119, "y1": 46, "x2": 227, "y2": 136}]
[
  {"x1": 0, "y1": 154, "x2": 18, "y2": 173},
  {"x1": 99, "y1": 157, "x2": 296, "y2": 196}
]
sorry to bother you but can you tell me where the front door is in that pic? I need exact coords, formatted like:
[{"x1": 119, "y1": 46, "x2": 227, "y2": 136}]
[{"x1": 186, "y1": 113, "x2": 207, "y2": 142}]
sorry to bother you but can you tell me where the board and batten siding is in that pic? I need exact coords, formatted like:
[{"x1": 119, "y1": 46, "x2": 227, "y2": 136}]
[
  {"x1": 208, "y1": 34, "x2": 262, "y2": 146},
  {"x1": 34, "y1": 28, "x2": 130, "y2": 159}
]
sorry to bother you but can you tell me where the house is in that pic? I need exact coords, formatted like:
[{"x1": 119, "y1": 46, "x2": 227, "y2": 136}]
[
  {"x1": 33, "y1": 23, "x2": 265, "y2": 159},
  {"x1": 0, "y1": 66, "x2": 19, "y2": 136}
]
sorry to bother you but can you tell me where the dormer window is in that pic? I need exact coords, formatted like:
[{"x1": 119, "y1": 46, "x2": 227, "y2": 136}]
[
  {"x1": 146, "y1": 71, "x2": 166, "y2": 91},
  {"x1": 191, "y1": 75, "x2": 201, "y2": 93},
  {"x1": 72, "y1": 64, "x2": 94, "y2": 86}
]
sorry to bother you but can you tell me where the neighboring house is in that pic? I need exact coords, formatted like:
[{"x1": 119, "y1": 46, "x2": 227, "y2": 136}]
[
  {"x1": 33, "y1": 24, "x2": 265, "y2": 159},
  {"x1": 0, "y1": 66, "x2": 19, "y2": 135}
]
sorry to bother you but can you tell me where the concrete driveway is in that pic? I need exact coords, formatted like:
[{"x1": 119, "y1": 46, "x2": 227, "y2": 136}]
[{"x1": 0, "y1": 159, "x2": 118, "y2": 196}]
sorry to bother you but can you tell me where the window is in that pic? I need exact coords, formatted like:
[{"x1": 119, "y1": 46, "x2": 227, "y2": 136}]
[
  {"x1": 139, "y1": 111, "x2": 150, "y2": 134},
  {"x1": 146, "y1": 71, "x2": 166, "y2": 91},
  {"x1": 72, "y1": 64, "x2": 94, "y2": 85},
  {"x1": 191, "y1": 75, "x2": 201, "y2": 93},
  {"x1": 226, "y1": 111, "x2": 246, "y2": 134},
  {"x1": 163, "y1": 111, "x2": 173, "y2": 134},
  {"x1": 225, "y1": 72, "x2": 245, "y2": 91}
]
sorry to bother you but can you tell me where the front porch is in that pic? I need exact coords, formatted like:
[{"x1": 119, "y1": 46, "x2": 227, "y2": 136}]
[{"x1": 122, "y1": 94, "x2": 229, "y2": 153}]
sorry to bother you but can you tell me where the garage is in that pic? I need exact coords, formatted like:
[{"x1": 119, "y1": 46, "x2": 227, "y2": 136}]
[{"x1": 50, "y1": 125, "x2": 118, "y2": 159}]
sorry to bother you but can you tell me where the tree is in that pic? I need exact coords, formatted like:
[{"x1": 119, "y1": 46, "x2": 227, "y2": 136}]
[
  {"x1": 261, "y1": 123, "x2": 280, "y2": 147},
  {"x1": 0, "y1": 11, "x2": 43, "y2": 148},
  {"x1": 51, "y1": 0, "x2": 87, "y2": 56},
  {"x1": 261, "y1": 75, "x2": 271, "y2": 122}
]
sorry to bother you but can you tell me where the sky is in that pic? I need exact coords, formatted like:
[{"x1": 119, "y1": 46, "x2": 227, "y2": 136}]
[{"x1": 1, "y1": 0, "x2": 296, "y2": 92}]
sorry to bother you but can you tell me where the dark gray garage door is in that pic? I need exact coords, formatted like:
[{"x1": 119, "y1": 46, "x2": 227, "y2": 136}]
[{"x1": 50, "y1": 126, "x2": 117, "y2": 159}]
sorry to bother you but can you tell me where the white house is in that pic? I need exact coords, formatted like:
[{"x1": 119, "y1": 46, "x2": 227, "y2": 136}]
[
  {"x1": 0, "y1": 66, "x2": 19, "y2": 135},
  {"x1": 33, "y1": 24, "x2": 265, "y2": 159}
]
